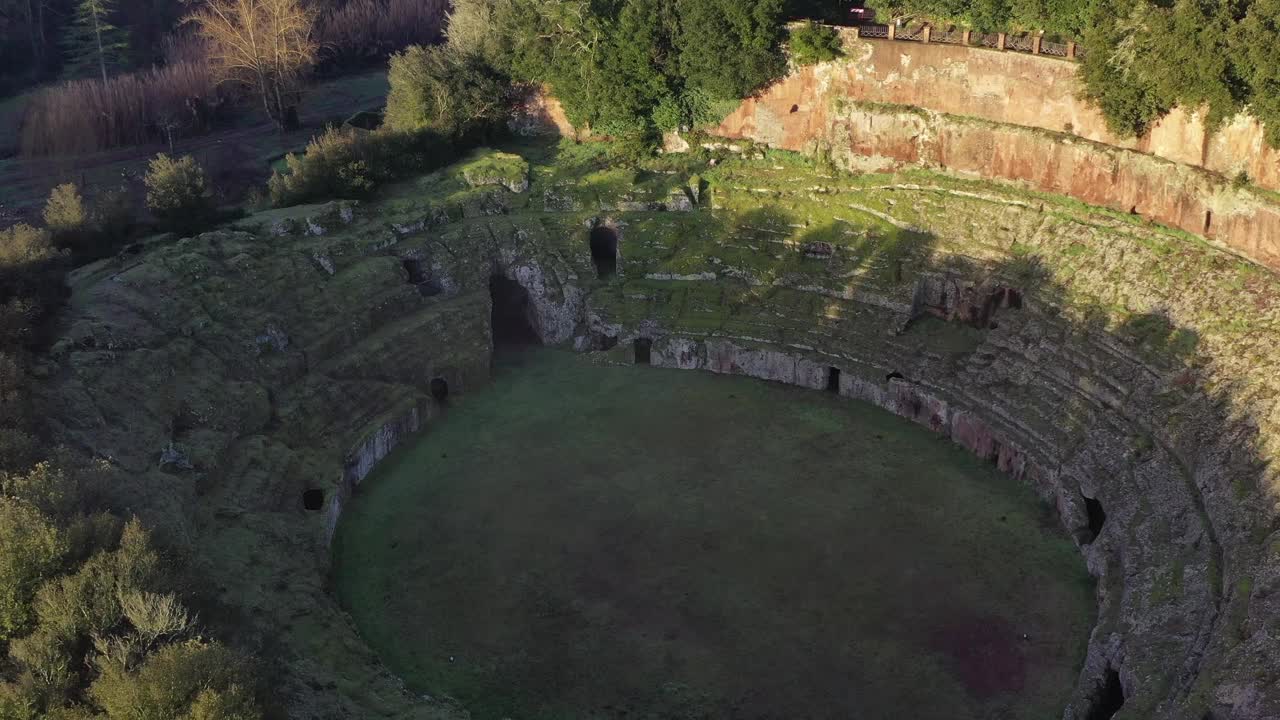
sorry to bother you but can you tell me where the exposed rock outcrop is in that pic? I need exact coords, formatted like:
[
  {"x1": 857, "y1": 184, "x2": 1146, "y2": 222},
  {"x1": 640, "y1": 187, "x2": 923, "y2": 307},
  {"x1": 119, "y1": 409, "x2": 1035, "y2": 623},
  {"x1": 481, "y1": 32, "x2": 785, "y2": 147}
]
[{"x1": 711, "y1": 38, "x2": 1280, "y2": 272}]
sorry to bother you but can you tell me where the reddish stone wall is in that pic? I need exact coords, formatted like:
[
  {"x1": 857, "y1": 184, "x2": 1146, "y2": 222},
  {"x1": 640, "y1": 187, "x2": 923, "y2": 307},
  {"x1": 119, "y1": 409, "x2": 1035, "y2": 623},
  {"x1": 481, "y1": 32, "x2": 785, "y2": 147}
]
[
  {"x1": 712, "y1": 37, "x2": 1280, "y2": 270},
  {"x1": 717, "y1": 35, "x2": 1280, "y2": 190}
]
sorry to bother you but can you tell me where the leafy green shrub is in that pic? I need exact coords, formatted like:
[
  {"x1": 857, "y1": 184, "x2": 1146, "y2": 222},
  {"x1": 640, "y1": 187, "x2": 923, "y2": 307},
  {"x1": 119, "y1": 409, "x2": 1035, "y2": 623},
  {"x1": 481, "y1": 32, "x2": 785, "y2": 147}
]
[
  {"x1": 144, "y1": 154, "x2": 214, "y2": 235},
  {"x1": 90, "y1": 640, "x2": 259, "y2": 720},
  {"x1": 0, "y1": 498, "x2": 66, "y2": 643},
  {"x1": 41, "y1": 184, "x2": 87, "y2": 235},
  {"x1": 443, "y1": 0, "x2": 512, "y2": 68},
  {"x1": 789, "y1": 21, "x2": 843, "y2": 65},
  {"x1": 268, "y1": 127, "x2": 459, "y2": 206},
  {"x1": 0, "y1": 224, "x2": 64, "y2": 301},
  {"x1": 385, "y1": 44, "x2": 509, "y2": 137}
]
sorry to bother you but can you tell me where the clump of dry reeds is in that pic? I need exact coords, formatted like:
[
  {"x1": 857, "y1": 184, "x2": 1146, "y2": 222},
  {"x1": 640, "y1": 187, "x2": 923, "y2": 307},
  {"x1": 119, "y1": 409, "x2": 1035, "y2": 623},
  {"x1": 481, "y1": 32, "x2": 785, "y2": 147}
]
[
  {"x1": 20, "y1": 61, "x2": 230, "y2": 157},
  {"x1": 316, "y1": 0, "x2": 449, "y2": 64}
]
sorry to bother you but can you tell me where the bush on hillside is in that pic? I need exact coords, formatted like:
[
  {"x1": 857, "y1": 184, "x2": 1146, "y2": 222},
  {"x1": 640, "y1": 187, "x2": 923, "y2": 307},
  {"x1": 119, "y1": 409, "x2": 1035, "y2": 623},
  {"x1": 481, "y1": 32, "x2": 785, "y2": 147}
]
[
  {"x1": 145, "y1": 154, "x2": 214, "y2": 235},
  {"x1": 42, "y1": 185, "x2": 88, "y2": 235},
  {"x1": 486, "y1": 0, "x2": 784, "y2": 142},
  {"x1": 444, "y1": 0, "x2": 512, "y2": 68},
  {"x1": 385, "y1": 44, "x2": 509, "y2": 138},
  {"x1": 267, "y1": 127, "x2": 459, "y2": 206},
  {"x1": 676, "y1": 0, "x2": 787, "y2": 102},
  {"x1": 0, "y1": 225, "x2": 64, "y2": 300},
  {"x1": 789, "y1": 21, "x2": 843, "y2": 65},
  {"x1": 90, "y1": 639, "x2": 260, "y2": 719},
  {"x1": 0, "y1": 498, "x2": 66, "y2": 643}
]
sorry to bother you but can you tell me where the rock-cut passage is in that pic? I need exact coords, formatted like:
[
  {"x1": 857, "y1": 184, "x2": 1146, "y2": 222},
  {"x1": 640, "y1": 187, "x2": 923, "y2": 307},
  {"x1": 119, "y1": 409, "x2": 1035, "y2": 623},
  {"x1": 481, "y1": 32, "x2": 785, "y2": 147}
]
[
  {"x1": 333, "y1": 350, "x2": 1095, "y2": 720},
  {"x1": 488, "y1": 274, "x2": 539, "y2": 346},
  {"x1": 589, "y1": 225, "x2": 618, "y2": 278}
]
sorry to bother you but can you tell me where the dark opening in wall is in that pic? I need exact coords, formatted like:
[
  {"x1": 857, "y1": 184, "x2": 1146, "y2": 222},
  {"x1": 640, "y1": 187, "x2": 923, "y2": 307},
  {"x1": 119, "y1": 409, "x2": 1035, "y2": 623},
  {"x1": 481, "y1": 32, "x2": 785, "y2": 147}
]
[
  {"x1": 303, "y1": 489, "x2": 325, "y2": 511},
  {"x1": 589, "y1": 226, "x2": 618, "y2": 278},
  {"x1": 1085, "y1": 667, "x2": 1125, "y2": 720},
  {"x1": 634, "y1": 338, "x2": 652, "y2": 365},
  {"x1": 1006, "y1": 288, "x2": 1023, "y2": 309},
  {"x1": 1083, "y1": 494, "x2": 1107, "y2": 543},
  {"x1": 430, "y1": 378, "x2": 449, "y2": 403},
  {"x1": 489, "y1": 275, "x2": 540, "y2": 346},
  {"x1": 790, "y1": 104, "x2": 800, "y2": 114},
  {"x1": 886, "y1": 371, "x2": 905, "y2": 382},
  {"x1": 402, "y1": 258, "x2": 427, "y2": 284},
  {"x1": 1204, "y1": 210, "x2": 1213, "y2": 234},
  {"x1": 827, "y1": 367, "x2": 841, "y2": 393},
  {"x1": 403, "y1": 259, "x2": 444, "y2": 296}
]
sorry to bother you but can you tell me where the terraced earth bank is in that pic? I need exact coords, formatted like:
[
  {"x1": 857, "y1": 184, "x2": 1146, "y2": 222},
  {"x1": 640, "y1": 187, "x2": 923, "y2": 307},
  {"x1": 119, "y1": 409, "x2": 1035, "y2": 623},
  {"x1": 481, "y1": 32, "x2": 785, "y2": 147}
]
[
  {"x1": 334, "y1": 348, "x2": 1094, "y2": 720},
  {"x1": 37, "y1": 138, "x2": 1280, "y2": 719}
]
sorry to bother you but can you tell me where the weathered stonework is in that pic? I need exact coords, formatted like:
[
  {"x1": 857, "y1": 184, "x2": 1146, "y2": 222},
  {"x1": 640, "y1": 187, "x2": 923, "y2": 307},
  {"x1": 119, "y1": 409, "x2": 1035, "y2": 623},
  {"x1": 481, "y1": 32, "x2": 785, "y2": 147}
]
[
  {"x1": 37, "y1": 150, "x2": 1280, "y2": 720},
  {"x1": 711, "y1": 38, "x2": 1280, "y2": 272}
]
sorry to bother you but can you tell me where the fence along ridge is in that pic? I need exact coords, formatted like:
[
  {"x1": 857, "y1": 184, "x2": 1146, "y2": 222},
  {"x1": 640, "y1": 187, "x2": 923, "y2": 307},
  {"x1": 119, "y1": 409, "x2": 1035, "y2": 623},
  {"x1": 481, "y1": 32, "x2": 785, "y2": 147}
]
[{"x1": 844, "y1": 21, "x2": 1080, "y2": 61}]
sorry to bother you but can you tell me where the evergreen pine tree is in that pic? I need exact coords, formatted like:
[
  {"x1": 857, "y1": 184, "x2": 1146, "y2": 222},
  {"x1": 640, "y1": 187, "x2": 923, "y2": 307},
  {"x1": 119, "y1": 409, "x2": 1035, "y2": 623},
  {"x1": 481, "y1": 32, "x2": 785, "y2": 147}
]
[{"x1": 61, "y1": 0, "x2": 129, "y2": 82}]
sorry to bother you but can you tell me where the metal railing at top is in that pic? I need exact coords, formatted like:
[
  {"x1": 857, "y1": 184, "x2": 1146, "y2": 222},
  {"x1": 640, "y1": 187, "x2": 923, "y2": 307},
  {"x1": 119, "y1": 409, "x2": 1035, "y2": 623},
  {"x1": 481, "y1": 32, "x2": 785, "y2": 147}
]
[
  {"x1": 931, "y1": 27, "x2": 965, "y2": 44},
  {"x1": 1006, "y1": 33, "x2": 1035, "y2": 52},
  {"x1": 847, "y1": 22, "x2": 1081, "y2": 62},
  {"x1": 1040, "y1": 40, "x2": 1069, "y2": 57},
  {"x1": 858, "y1": 23, "x2": 890, "y2": 39},
  {"x1": 897, "y1": 24, "x2": 927, "y2": 41}
]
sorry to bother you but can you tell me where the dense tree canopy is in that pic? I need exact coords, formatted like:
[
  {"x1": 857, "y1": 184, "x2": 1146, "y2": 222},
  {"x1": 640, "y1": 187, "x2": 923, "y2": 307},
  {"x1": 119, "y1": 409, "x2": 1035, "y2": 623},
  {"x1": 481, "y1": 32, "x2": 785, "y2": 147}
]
[{"x1": 446, "y1": 0, "x2": 788, "y2": 145}]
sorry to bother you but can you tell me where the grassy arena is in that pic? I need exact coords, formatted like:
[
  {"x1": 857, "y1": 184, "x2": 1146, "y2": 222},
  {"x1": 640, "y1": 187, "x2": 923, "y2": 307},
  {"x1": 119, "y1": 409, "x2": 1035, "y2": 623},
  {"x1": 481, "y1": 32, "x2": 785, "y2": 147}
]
[{"x1": 333, "y1": 349, "x2": 1094, "y2": 720}]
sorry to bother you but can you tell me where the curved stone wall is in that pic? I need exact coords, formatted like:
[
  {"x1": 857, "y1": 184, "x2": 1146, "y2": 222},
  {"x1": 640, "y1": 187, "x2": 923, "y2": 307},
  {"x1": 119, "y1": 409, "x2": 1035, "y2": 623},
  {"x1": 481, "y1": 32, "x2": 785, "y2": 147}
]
[
  {"x1": 711, "y1": 37, "x2": 1280, "y2": 272},
  {"x1": 40, "y1": 153, "x2": 1280, "y2": 719}
]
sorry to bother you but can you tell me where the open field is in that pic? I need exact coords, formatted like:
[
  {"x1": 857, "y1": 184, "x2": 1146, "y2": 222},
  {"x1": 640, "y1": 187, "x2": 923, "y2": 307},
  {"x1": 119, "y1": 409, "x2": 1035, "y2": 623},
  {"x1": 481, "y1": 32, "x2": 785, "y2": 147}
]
[
  {"x1": 334, "y1": 349, "x2": 1095, "y2": 720},
  {"x1": 0, "y1": 71, "x2": 388, "y2": 227}
]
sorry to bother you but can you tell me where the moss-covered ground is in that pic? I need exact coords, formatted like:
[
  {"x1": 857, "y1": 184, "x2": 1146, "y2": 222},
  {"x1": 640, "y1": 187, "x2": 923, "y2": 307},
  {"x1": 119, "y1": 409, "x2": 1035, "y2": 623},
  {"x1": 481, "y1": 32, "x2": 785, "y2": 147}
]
[{"x1": 334, "y1": 349, "x2": 1094, "y2": 720}]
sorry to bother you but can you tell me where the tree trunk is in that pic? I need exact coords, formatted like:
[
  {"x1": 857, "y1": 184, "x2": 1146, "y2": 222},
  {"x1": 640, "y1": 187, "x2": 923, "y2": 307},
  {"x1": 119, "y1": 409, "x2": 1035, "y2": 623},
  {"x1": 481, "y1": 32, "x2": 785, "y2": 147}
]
[
  {"x1": 92, "y1": 0, "x2": 108, "y2": 83},
  {"x1": 22, "y1": 0, "x2": 39, "y2": 66}
]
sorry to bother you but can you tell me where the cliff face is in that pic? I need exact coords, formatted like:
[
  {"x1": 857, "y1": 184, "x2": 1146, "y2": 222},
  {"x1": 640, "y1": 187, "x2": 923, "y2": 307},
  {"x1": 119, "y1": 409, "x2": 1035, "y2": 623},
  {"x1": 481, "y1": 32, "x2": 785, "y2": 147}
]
[
  {"x1": 38, "y1": 143, "x2": 1280, "y2": 720},
  {"x1": 712, "y1": 39, "x2": 1280, "y2": 271},
  {"x1": 717, "y1": 36, "x2": 1280, "y2": 190}
]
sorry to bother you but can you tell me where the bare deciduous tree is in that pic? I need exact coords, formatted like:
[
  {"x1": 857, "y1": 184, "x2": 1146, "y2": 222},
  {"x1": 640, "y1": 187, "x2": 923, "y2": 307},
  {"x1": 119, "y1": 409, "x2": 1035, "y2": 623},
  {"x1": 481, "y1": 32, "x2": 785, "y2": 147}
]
[{"x1": 186, "y1": 0, "x2": 317, "y2": 131}]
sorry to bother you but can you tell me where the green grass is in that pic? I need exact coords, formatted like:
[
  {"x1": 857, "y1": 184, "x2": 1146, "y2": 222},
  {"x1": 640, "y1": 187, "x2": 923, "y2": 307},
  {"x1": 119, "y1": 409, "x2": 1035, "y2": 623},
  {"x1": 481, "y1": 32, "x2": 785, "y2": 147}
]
[
  {"x1": 459, "y1": 150, "x2": 530, "y2": 190},
  {"x1": 334, "y1": 349, "x2": 1095, "y2": 720}
]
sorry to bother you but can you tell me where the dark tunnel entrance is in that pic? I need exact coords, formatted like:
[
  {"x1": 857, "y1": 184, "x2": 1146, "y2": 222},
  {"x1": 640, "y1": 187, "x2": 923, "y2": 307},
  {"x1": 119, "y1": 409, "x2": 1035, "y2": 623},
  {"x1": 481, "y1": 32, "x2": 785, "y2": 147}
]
[
  {"x1": 302, "y1": 488, "x2": 325, "y2": 511},
  {"x1": 590, "y1": 226, "x2": 618, "y2": 278},
  {"x1": 827, "y1": 367, "x2": 841, "y2": 394},
  {"x1": 1084, "y1": 494, "x2": 1107, "y2": 544},
  {"x1": 634, "y1": 338, "x2": 652, "y2": 365},
  {"x1": 489, "y1": 275, "x2": 540, "y2": 347},
  {"x1": 430, "y1": 378, "x2": 449, "y2": 404},
  {"x1": 1085, "y1": 667, "x2": 1125, "y2": 720}
]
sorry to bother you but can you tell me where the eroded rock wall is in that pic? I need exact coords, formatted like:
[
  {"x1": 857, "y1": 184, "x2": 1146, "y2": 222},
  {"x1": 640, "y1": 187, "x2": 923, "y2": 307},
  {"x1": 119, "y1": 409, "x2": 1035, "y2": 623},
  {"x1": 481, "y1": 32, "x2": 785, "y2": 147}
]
[
  {"x1": 717, "y1": 36, "x2": 1280, "y2": 191},
  {"x1": 711, "y1": 39, "x2": 1280, "y2": 271}
]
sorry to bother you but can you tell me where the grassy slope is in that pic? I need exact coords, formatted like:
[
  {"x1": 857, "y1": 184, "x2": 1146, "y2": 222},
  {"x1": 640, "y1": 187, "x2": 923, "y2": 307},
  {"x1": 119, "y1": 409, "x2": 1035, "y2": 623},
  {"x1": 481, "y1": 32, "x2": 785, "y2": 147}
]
[{"x1": 334, "y1": 349, "x2": 1094, "y2": 720}]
